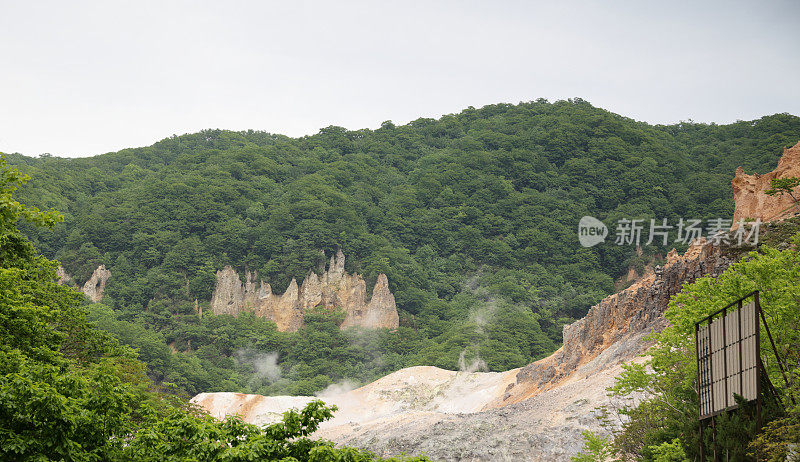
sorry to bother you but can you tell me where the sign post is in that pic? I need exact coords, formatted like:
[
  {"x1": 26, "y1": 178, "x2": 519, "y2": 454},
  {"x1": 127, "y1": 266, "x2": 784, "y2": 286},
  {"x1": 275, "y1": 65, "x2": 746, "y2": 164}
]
[
  {"x1": 695, "y1": 291, "x2": 762, "y2": 461},
  {"x1": 695, "y1": 290, "x2": 794, "y2": 460}
]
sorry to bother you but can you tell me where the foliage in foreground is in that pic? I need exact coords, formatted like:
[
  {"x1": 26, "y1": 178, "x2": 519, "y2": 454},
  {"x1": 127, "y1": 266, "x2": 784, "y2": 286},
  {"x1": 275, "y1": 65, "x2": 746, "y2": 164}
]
[
  {"x1": 608, "y1": 229, "x2": 800, "y2": 460},
  {"x1": 571, "y1": 430, "x2": 617, "y2": 462},
  {"x1": 125, "y1": 399, "x2": 428, "y2": 462},
  {"x1": 0, "y1": 156, "x2": 428, "y2": 461}
]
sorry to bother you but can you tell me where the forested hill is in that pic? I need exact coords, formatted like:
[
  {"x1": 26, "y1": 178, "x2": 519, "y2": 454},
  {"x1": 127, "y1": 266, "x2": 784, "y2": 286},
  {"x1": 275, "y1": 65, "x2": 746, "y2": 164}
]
[{"x1": 6, "y1": 99, "x2": 800, "y2": 396}]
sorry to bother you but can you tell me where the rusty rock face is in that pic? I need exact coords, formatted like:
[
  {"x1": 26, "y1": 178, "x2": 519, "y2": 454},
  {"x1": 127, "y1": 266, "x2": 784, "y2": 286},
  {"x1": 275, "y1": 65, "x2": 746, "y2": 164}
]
[{"x1": 732, "y1": 141, "x2": 800, "y2": 226}]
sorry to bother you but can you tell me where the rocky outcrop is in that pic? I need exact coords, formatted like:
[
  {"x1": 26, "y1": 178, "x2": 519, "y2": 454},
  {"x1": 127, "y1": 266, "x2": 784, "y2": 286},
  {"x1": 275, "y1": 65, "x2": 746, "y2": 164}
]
[
  {"x1": 56, "y1": 266, "x2": 74, "y2": 286},
  {"x1": 81, "y1": 265, "x2": 111, "y2": 302},
  {"x1": 340, "y1": 274, "x2": 398, "y2": 329},
  {"x1": 732, "y1": 141, "x2": 800, "y2": 226},
  {"x1": 209, "y1": 250, "x2": 399, "y2": 332},
  {"x1": 502, "y1": 237, "x2": 734, "y2": 405},
  {"x1": 56, "y1": 265, "x2": 111, "y2": 302}
]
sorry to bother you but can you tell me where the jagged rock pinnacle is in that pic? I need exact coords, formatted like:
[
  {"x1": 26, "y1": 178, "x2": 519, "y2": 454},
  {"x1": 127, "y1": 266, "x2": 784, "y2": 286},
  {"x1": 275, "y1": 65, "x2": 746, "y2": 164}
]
[{"x1": 209, "y1": 252, "x2": 399, "y2": 332}]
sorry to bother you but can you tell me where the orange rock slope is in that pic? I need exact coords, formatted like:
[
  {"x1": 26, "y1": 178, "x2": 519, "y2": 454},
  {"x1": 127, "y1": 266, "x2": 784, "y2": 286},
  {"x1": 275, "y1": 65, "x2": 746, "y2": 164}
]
[
  {"x1": 732, "y1": 141, "x2": 800, "y2": 225},
  {"x1": 495, "y1": 237, "x2": 731, "y2": 406}
]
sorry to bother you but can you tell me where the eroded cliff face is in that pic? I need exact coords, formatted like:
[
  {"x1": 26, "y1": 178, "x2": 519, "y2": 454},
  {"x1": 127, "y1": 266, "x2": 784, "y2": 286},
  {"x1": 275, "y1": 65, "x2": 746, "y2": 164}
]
[
  {"x1": 56, "y1": 266, "x2": 74, "y2": 286},
  {"x1": 56, "y1": 264, "x2": 111, "y2": 303},
  {"x1": 732, "y1": 141, "x2": 800, "y2": 225},
  {"x1": 209, "y1": 250, "x2": 399, "y2": 332},
  {"x1": 82, "y1": 265, "x2": 112, "y2": 302},
  {"x1": 500, "y1": 237, "x2": 734, "y2": 405}
]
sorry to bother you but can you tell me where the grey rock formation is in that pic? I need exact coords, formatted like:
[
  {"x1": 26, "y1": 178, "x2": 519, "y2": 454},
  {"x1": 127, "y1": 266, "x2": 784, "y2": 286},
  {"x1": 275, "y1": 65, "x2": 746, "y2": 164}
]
[
  {"x1": 341, "y1": 273, "x2": 398, "y2": 329},
  {"x1": 56, "y1": 266, "x2": 74, "y2": 286},
  {"x1": 81, "y1": 265, "x2": 111, "y2": 302},
  {"x1": 210, "y1": 266, "x2": 245, "y2": 315},
  {"x1": 209, "y1": 250, "x2": 399, "y2": 332}
]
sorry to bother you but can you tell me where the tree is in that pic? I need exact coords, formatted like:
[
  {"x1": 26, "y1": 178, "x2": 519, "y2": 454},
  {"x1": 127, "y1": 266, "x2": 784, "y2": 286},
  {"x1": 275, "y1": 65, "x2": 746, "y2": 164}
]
[
  {"x1": 765, "y1": 176, "x2": 800, "y2": 211},
  {"x1": 1, "y1": 155, "x2": 151, "y2": 460},
  {"x1": 571, "y1": 431, "x2": 618, "y2": 462},
  {"x1": 0, "y1": 154, "x2": 62, "y2": 268},
  {"x1": 648, "y1": 438, "x2": 688, "y2": 462},
  {"x1": 8, "y1": 105, "x2": 800, "y2": 396},
  {"x1": 125, "y1": 399, "x2": 430, "y2": 461}
]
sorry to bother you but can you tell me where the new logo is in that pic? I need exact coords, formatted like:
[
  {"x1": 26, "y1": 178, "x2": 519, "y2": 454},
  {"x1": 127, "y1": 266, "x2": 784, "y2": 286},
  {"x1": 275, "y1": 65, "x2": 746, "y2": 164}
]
[{"x1": 578, "y1": 216, "x2": 608, "y2": 247}]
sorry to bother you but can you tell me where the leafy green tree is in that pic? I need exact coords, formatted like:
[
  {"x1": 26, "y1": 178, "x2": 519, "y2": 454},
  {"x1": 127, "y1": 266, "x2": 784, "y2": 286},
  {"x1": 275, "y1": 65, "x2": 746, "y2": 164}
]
[
  {"x1": 765, "y1": 176, "x2": 800, "y2": 211},
  {"x1": 648, "y1": 438, "x2": 688, "y2": 462},
  {"x1": 571, "y1": 430, "x2": 617, "y2": 462},
  {"x1": 125, "y1": 399, "x2": 430, "y2": 462},
  {"x1": 0, "y1": 156, "x2": 156, "y2": 460}
]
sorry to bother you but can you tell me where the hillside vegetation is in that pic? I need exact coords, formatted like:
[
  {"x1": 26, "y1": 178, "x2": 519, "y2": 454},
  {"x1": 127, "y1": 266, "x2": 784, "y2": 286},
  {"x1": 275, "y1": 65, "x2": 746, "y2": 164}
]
[
  {"x1": 0, "y1": 157, "x2": 423, "y2": 461},
  {"x1": 7, "y1": 99, "x2": 800, "y2": 396}
]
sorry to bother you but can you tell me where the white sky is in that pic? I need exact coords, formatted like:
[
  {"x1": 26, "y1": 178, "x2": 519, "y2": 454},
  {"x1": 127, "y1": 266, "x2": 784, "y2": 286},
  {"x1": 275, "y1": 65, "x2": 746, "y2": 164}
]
[{"x1": 1, "y1": 0, "x2": 798, "y2": 158}]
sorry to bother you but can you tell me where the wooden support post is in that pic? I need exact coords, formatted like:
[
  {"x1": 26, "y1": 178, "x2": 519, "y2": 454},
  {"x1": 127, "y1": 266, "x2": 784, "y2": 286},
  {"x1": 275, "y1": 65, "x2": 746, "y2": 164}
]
[
  {"x1": 712, "y1": 416, "x2": 719, "y2": 462},
  {"x1": 755, "y1": 292, "x2": 762, "y2": 462},
  {"x1": 699, "y1": 419, "x2": 706, "y2": 461}
]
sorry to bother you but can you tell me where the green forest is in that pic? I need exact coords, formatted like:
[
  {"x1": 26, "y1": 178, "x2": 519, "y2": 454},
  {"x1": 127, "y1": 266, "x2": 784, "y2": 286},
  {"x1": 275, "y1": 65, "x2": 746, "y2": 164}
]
[
  {"x1": 7, "y1": 99, "x2": 800, "y2": 397},
  {"x1": 0, "y1": 157, "x2": 427, "y2": 461}
]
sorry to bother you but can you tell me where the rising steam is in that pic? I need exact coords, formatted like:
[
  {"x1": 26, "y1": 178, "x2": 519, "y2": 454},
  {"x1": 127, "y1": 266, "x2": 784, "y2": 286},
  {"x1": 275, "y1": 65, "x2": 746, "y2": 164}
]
[
  {"x1": 458, "y1": 349, "x2": 488, "y2": 373},
  {"x1": 315, "y1": 380, "x2": 359, "y2": 398},
  {"x1": 235, "y1": 349, "x2": 282, "y2": 384}
]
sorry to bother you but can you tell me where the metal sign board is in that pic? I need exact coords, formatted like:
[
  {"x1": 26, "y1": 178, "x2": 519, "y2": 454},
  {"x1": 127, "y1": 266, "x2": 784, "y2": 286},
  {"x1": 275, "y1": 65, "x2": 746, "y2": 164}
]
[{"x1": 696, "y1": 296, "x2": 759, "y2": 420}]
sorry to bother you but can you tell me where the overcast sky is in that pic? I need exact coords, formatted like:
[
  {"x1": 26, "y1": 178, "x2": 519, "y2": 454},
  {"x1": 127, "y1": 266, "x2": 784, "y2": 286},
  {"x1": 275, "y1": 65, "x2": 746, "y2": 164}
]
[{"x1": 1, "y1": 0, "x2": 798, "y2": 158}]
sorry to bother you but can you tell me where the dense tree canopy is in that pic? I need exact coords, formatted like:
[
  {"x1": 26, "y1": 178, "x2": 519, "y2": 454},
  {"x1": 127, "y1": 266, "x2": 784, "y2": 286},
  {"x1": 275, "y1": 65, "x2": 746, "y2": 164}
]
[
  {"x1": 7, "y1": 99, "x2": 800, "y2": 396},
  {"x1": 0, "y1": 156, "x2": 428, "y2": 461}
]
